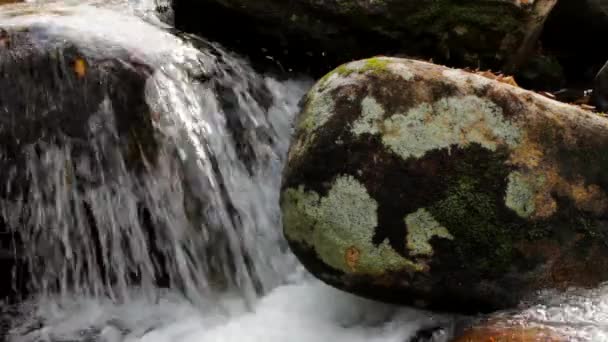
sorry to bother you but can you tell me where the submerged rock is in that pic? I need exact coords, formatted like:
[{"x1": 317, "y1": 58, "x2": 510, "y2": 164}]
[
  {"x1": 281, "y1": 57, "x2": 608, "y2": 313},
  {"x1": 453, "y1": 324, "x2": 566, "y2": 342},
  {"x1": 174, "y1": 0, "x2": 556, "y2": 77}
]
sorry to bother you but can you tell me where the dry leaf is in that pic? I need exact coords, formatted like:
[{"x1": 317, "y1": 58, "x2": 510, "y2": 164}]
[{"x1": 74, "y1": 58, "x2": 86, "y2": 78}]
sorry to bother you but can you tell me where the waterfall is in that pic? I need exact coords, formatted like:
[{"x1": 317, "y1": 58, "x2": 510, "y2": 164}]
[{"x1": 0, "y1": 0, "x2": 309, "y2": 306}]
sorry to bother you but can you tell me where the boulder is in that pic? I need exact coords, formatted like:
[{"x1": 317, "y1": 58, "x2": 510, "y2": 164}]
[
  {"x1": 281, "y1": 57, "x2": 608, "y2": 313},
  {"x1": 174, "y1": 0, "x2": 557, "y2": 77}
]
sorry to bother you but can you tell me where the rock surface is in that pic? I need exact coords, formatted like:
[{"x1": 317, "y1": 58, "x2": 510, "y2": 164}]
[
  {"x1": 453, "y1": 324, "x2": 566, "y2": 341},
  {"x1": 174, "y1": 0, "x2": 555, "y2": 77},
  {"x1": 281, "y1": 56, "x2": 608, "y2": 313}
]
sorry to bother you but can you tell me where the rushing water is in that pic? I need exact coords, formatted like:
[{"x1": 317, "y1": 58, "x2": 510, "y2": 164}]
[{"x1": 1, "y1": 1, "x2": 608, "y2": 342}]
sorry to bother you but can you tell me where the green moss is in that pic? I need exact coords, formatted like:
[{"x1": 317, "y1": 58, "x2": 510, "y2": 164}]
[
  {"x1": 396, "y1": 0, "x2": 524, "y2": 67},
  {"x1": 333, "y1": 0, "x2": 360, "y2": 14},
  {"x1": 427, "y1": 148, "x2": 516, "y2": 274},
  {"x1": 402, "y1": 0, "x2": 521, "y2": 36},
  {"x1": 318, "y1": 64, "x2": 355, "y2": 86},
  {"x1": 359, "y1": 57, "x2": 390, "y2": 74}
]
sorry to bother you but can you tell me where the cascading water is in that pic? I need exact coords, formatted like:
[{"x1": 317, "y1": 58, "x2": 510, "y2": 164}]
[
  {"x1": 0, "y1": 1, "x2": 287, "y2": 302},
  {"x1": 1, "y1": 1, "x2": 608, "y2": 342}
]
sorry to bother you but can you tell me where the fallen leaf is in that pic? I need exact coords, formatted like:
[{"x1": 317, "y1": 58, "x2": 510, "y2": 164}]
[{"x1": 74, "y1": 58, "x2": 86, "y2": 78}]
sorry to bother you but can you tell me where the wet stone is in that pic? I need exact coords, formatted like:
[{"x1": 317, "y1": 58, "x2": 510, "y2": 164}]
[{"x1": 281, "y1": 56, "x2": 608, "y2": 313}]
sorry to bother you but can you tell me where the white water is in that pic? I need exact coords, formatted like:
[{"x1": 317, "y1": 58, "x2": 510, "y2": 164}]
[{"x1": 1, "y1": 1, "x2": 608, "y2": 342}]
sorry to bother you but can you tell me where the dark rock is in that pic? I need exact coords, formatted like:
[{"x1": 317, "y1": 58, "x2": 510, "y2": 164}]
[
  {"x1": 593, "y1": 61, "x2": 608, "y2": 111},
  {"x1": 541, "y1": 0, "x2": 608, "y2": 87},
  {"x1": 452, "y1": 317, "x2": 567, "y2": 342},
  {"x1": 0, "y1": 25, "x2": 162, "y2": 300},
  {"x1": 513, "y1": 54, "x2": 565, "y2": 91},
  {"x1": 408, "y1": 326, "x2": 449, "y2": 342},
  {"x1": 281, "y1": 57, "x2": 608, "y2": 314},
  {"x1": 174, "y1": 0, "x2": 550, "y2": 77}
]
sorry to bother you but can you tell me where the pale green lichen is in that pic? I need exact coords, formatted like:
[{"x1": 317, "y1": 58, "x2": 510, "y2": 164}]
[
  {"x1": 386, "y1": 61, "x2": 414, "y2": 81},
  {"x1": 282, "y1": 175, "x2": 423, "y2": 274},
  {"x1": 297, "y1": 92, "x2": 335, "y2": 134},
  {"x1": 352, "y1": 95, "x2": 522, "y2": 160},
  {"x1": 505, "y1": 171, "x2": 545, "y2": 218},
  {"x1": 405, "y1": 208, "x2": 454, "y2": 256},
  {"x1": 288, "y1": 90, "x2": 336, "y2": 161},
  {"x1": 352, "y1": 96, "x2": 385, "y2": 136},
  {"x1": 282, "y1": 187, "x2": 320, "y2": 244}
]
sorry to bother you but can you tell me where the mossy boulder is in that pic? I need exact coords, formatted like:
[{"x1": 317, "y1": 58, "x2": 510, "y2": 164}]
[
  {"x1": 174, "y1": 0, "x2": 553, "y2": 76},
  {"x1": 281, "y1": 57, "x2": 608, "y2": 314}
]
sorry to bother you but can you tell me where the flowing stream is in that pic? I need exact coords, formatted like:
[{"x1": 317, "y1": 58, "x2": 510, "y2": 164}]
[{"x1": 1, "y1": 1, "x2": 608, "y2": 341}]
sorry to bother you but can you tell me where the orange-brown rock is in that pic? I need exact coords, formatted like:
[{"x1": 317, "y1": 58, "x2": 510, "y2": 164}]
[{"x1": 453, "y1": 325, "x2": 566, "y2": 342}]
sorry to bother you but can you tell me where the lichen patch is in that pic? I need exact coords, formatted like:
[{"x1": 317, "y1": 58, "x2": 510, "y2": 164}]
[
  {"x1": 505, "y1": 171, "x2": 541, "y2": 218},
  {"x1": 359, "y1": 95, "x2": 523, "y2": 160},
  {"x1": 504, "y1": 163, "x2": 608, "y2": 219},
  {"x1": 282, "y1": 175, "x2": 424, "y2": 274},
  {"x1": 386, "y1": 61, "x2": 414, "y2": 81},
  {"x1": 298, "y1": 91, "x2": 336, "y2": 135},
  {"x1": 352, "y1": 96, "x2": 385, "y2": 136},
  {"x1": 405, "y1": 208, "x2": 454, "y2": 256}
]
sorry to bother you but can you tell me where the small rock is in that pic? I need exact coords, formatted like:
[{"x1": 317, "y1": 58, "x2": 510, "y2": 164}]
[{"x1": 453, "y1": 323, "x2": 566, "y2": 342}]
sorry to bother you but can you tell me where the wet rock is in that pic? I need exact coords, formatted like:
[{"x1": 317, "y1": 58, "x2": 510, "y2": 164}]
[
  {"x1": 451, "y1": 312, "x2": 572, "y2": 342},
  {"x1": 541, "y1": 0, "x2": 608, "y2": 87},
  {"x1": 174, "y1": 0, "x2": 555, "y2": 77},
  {"x1": 453, "y1": 324, "x2": 566, "y2": 342},
  {"x1": 512, "y1": 54, "x2": 565, "y2": 92},
  {"x1": 281, "y1": 57, "x2": 608, "y2": 314},
  {"x1": 0, "y1": 21, "x2": 160, "y2": 299},
  {"x1": 408, "y1": 325, "x2": 450, "y2": 342},
  {"x1": 592, "y1": 61, "x2": 608, "y2": 112}
]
